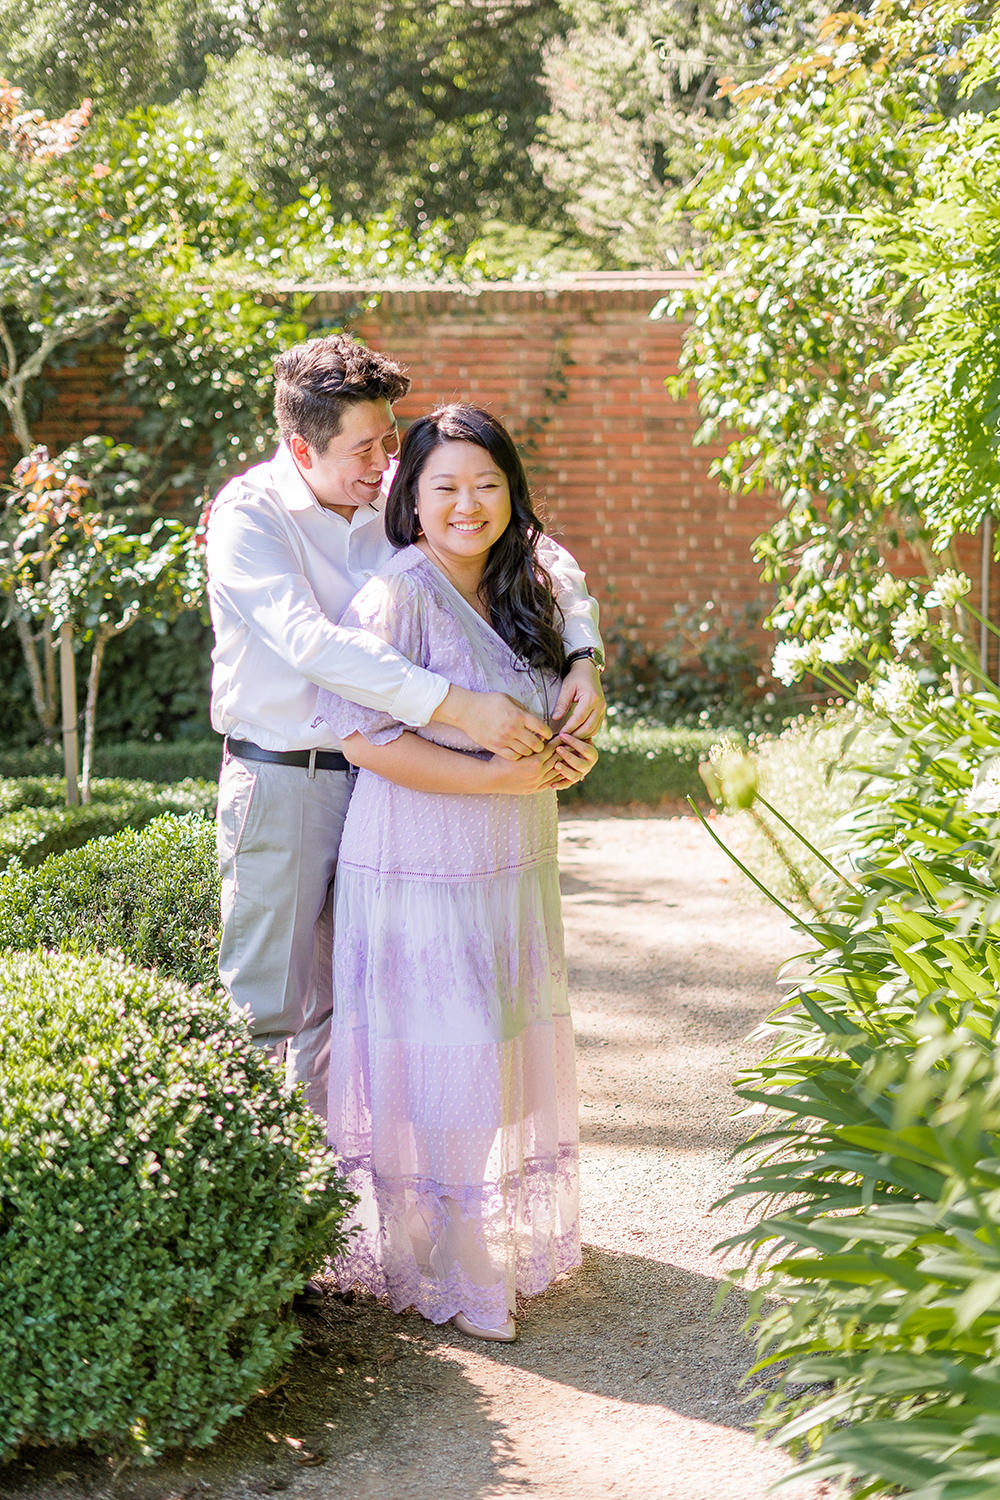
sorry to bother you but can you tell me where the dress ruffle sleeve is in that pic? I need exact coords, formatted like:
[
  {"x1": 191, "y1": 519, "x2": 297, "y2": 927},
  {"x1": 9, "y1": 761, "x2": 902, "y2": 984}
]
[{"x1": 315, "y1": 572, "x2": 427, "y2": 747}]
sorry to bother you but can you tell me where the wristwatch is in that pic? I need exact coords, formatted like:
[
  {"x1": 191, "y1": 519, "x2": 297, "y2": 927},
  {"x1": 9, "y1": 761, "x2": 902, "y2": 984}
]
[{"x1": 564, "y1": 646, "x2": 606, "y2": 673}]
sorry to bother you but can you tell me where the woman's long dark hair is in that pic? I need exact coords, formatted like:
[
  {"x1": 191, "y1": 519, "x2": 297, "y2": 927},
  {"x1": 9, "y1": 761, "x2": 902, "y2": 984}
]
[{"x1": 385, "y1": 404, "x2": 565, "y2": 677}]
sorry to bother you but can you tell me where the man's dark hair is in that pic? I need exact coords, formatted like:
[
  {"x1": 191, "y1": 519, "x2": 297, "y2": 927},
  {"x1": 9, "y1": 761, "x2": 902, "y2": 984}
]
[
  {"x1": 385, "y1": 403, "x2": 565, "y2": 677},
  {"x1": 273, "y1": 334, "x2": 411, "y2": 451}
]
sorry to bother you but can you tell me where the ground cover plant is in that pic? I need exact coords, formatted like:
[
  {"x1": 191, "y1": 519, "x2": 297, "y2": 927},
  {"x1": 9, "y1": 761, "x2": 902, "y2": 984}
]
[
  {"x1": 0, "y1": 947, "x2": 355, "y2": 1465},
  {"x1": 702, "y1": 571, "x2": 1000, "y2": 1497}
]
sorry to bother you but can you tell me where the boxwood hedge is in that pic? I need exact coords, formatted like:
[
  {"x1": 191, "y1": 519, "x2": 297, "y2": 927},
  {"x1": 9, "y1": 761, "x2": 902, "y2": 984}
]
[
  {"x1": 0, "y1": 948, "x2": 355, "y2": 1464},
  {"x1": 0, "y1": 812, "x2": 221, "y2": 986},
  {"x1": 0, "y1": 776, "x2": 218, "y2": 871}
]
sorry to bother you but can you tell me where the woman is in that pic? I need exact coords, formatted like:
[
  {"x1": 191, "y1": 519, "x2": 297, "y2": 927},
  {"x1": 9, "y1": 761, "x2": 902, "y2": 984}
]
[{"x1": 316, "y1": 404, "x2": 596, "y2": 1341}]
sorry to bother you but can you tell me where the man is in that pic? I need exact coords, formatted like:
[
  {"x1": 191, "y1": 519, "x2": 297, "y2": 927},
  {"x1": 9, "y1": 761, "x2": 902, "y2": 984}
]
[{"x1": 207, "y1": 334, "x2": 604, "y2": 1120}]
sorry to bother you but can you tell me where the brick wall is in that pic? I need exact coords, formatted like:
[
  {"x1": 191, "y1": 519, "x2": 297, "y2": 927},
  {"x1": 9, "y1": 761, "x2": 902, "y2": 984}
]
[
  {"x1": 335, "y1": 274, "x2": 768, "y2": 649},
  {"x1": 8, "y1": 272, "x2": 996, "y2": 666}
]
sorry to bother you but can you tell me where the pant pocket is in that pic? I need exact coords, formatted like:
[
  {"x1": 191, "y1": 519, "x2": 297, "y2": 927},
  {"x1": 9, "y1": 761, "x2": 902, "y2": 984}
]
[{"x1": 217, "y1": 759, "x2": 259, "y2": 864}]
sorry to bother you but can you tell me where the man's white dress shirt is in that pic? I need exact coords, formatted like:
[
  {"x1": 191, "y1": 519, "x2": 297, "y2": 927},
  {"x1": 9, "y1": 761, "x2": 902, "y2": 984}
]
[{"x1": 207, "y1": 443, "x2": 601, "y2": 752}]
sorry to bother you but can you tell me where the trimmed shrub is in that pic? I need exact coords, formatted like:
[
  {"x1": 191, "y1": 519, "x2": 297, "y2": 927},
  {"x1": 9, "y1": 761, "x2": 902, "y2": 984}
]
[
  {"x1": 559, "y1": 722, "x2": 719, "y2": 806},
  {"x1": 0, "y1": 813, "x2": 221, "y2": 986},
  {"x1": 0, "y1": 739, "x2": 223, "y2": 784},
  {"x1": 0, "y1": 776, "x2": 218, "y2": 870},
  {"x1": 0, "y1": 948, "x2": 355, "y2": 1464}
]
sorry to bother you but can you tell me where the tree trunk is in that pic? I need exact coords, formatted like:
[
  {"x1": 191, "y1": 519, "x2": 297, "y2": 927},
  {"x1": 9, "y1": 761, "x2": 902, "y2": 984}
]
[
  {"x1": 81, "y1": 629, "x2": 111, "y2": 804},
  {"x1": 13, "y1": 612, "x2": 58, "y2": 738},
  {"x1": 0, "y1": 310, "x2": 33, "y2": 455},
  {"x1": 59, "y1": 622, "x2": 80, "y2": 806}
]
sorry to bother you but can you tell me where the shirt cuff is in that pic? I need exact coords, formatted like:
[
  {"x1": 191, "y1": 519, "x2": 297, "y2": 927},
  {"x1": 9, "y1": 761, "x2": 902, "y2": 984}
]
[
  {"x1": 388, "y1": 664, "x2": 451, "y2": 727},
  {"x1": 560, "y1": 610, "x2": 603, "y2": 654}
]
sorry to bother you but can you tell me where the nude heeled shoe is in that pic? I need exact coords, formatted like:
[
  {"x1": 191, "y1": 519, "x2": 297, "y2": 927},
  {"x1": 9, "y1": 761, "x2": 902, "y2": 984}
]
[{"x1": 451, "y1": 1310, "x2": 517, "y2": 1342}]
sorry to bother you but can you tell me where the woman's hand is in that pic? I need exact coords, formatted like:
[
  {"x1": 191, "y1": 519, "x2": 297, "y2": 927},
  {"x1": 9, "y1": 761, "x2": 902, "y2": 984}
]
[
  {"x1": 551, "y1": 730, "x2": 598, "y2": 789},
  {"x1": 485, "y1": 740, "x2": 564, "y2": 794}
]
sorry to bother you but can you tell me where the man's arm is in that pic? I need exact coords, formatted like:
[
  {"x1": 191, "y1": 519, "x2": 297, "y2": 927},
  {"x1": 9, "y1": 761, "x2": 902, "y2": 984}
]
[
  {"x1": 208, "y1": 493, "x2": 552, "y2": 754},
  {"x1": 539, "y1": 536, "x2": 606, "y2": 737},
  {"x1": 431, "y1": 538, "x2": 607, "y2": 750}
]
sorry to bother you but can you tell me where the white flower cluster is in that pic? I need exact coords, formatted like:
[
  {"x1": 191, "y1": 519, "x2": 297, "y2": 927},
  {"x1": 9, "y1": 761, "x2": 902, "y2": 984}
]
[
  {"x1": 871, "y1": 574, "x2": 910, "y2": 609},
  {"x1": 891, "y1": 604, "x2": 929, "y2": 652},
  {"x1": 818, "y1": 623, "x2": 865, "y2": 664},
  {"x1": 925, "y1": 570, "x2": 972, "y2": 610},
  {"x1": 772, "y1": 622, "x2": 866, "y2": 684},
  {"x1": 966, "y1": 756, "x2": 1000, "y2": 814},
  {"x1": 771, "y1": 638, "x2": 823, "y2": 686},
  {"x1": 870, "y1": 662, "x2": 921, "y2": 717}
]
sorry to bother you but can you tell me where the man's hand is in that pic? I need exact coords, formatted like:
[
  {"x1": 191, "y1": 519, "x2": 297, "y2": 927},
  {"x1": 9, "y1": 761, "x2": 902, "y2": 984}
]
[
  {"x1": 431, "y1": 684, "x2": 551, "y2": 760},
  {"x1": 552, "y1": 659, "x2": 605, "y2": 738}
]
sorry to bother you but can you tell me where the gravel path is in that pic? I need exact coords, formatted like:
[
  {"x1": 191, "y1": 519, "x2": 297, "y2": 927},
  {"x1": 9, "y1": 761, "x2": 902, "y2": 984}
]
[{"x1": 3, "y1": 810, "x2": 837, "y2": 1500}]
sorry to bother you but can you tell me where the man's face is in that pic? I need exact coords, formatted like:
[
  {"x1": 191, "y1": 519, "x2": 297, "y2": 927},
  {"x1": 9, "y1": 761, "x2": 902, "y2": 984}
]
[{"x1": 290, "y1": 399, "x2": 400, "y2": 518}]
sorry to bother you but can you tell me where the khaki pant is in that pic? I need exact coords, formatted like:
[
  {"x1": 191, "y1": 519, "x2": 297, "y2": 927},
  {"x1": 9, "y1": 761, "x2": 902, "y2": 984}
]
[{"x1": 216, "y1": 752, "x2": 354, "y2": 1120}]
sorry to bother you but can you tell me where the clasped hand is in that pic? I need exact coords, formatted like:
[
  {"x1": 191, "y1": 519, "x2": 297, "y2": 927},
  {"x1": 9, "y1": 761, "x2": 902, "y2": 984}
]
[{"x1": 489, "y1": 731, "x2": 597, "y2": 794}]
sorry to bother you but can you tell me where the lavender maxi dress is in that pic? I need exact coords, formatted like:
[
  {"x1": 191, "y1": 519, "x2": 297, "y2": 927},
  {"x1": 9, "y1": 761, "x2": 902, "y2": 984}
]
[{"x1": 316, "y1": 545, "x2": 581, "y2": 1328}]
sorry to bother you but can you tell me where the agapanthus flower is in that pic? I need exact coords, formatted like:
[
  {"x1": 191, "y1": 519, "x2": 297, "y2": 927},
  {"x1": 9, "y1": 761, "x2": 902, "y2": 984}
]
[
  {"x1": 871, "y1": 574, "x2": 909, "y2": 609},
  {"x1": 925, "y1": 570, "x2": 972, "y2": 610},
  {"x1": 772, "y1": 638, "x2": 822, "y2": 686},
  {"x1": 870, "y1": 662, "x2": 921, "y2": 717},
  {"x1": 818, "y1": 623, "x2": 865, "y2": 664},
  {"x1": 966, "y1": 757, "x2": 1000, "y2": 814},
  {"x1": 891, "y1": 604, "x2": 929, "y2": 652}
]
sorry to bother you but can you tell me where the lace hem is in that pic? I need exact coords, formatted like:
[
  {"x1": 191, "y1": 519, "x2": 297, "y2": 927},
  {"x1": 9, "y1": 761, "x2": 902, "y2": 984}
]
[{"x1": 332, "y1": 1148, "x2": 581, "y2": 1327}]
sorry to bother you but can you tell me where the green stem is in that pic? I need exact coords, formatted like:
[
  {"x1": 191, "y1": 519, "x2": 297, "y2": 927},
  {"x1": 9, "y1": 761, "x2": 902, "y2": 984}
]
[
  {"x1": 750, "y1": 806, "x2": 825, "y2": 917},
  {"x1": 959, "y1": 598, "x2": 1000, "y2": 643},
  {"x1": 686, "y1": 797, "x2": 804, "y2": 926},
  {"x1": 754, "y1": 791, "x2": 852, "y2": 892}
]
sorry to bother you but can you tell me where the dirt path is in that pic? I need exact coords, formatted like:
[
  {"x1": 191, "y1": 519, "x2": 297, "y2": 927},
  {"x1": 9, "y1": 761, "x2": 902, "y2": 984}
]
[{"x1": 2, "y1": 811, "x2": 835, "y2": 1500}]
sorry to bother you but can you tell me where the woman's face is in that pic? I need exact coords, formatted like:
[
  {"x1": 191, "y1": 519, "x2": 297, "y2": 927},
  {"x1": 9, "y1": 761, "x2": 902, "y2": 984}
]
[{"x1": 414, "y1": 439, "x2": 511, "y2": 570}]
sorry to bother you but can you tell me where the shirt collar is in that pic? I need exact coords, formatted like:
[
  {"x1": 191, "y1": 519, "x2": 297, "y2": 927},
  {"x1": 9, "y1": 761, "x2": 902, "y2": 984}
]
[
  {"x1": 271, "y1": 441, "x2": 318, "y2": 513},
  {"x1": 271, "y1": 441, "x2": 386, "y2": 528}
]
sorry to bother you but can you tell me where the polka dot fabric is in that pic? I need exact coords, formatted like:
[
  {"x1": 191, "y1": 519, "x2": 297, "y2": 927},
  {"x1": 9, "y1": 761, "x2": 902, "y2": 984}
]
[{"x1": 316, "y1": 547, "x2": 581, "y2": 1327}]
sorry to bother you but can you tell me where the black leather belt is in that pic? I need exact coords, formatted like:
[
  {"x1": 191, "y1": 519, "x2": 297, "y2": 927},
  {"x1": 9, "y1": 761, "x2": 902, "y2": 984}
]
[{"x1": 226, "y1": 738, "x2": 350, "y2": 772}]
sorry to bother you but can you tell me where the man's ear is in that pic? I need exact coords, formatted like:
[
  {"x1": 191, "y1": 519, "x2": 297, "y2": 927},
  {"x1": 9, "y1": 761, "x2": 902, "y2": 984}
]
[{"x1": 288, "y1": 433, "x2": 312, "y2": 468}]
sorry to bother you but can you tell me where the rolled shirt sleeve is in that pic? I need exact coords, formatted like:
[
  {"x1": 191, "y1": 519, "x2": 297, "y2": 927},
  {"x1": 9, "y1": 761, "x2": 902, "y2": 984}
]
[{"x1": 539, "y1": 536, "x2": 603, "y2": 654}]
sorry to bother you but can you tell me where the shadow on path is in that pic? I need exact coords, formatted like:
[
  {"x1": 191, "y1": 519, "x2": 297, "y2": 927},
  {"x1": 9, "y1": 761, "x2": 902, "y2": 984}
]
[{"x1": 511, "y1": 1243, "x2": 768, "y2": 1428}]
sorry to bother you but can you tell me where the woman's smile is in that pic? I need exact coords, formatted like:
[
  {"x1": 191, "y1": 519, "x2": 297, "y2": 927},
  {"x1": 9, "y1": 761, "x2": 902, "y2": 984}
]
[{"x1": 414, "y1": 439, "x2": 513, "y2": 590}]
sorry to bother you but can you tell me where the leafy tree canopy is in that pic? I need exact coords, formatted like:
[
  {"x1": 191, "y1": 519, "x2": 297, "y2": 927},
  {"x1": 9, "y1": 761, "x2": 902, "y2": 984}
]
[
  {"x1": 0, "y1": 0, "x2": 572, "y2": 245},
  {"x1": 670, "y1": 1, "x2": 1000, "y2": 650},
  {"x1": 0, "y1": 81, "x2": 462, "y2": 489},
  {"x1": 534, "y1": 0, "x2": 829, "y2": 265}
]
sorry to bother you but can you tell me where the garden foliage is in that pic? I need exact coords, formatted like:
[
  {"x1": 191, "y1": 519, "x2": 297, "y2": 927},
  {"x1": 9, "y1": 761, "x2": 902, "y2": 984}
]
[
  {"x1": 706, "y1": 571, "x2": 1000, "y2": 1496},
  {"x1": 670, "y1": 2, "x2": 1000, "y2": 651},
  {"x1": 0, "y1": 775, "x2": 216, "y2": 869},
  {"x1": 0, "y1": 948, "x2": 355, "y2": 1464},
  {"x1": 0, "y1": 736, "x2": 222, "y2": 782},
  {"x1": 1, "y1": 442, "x2": 205, "y2": 788},
  {"x1": 0, "y1": 812, "x2": 221, "y2": 986},
  {"x1": 560, "y1": 721, "x2": 718, "y2": 808}
]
